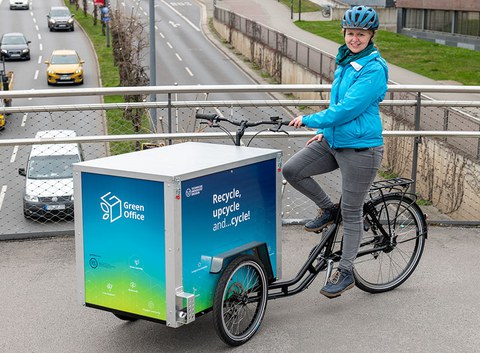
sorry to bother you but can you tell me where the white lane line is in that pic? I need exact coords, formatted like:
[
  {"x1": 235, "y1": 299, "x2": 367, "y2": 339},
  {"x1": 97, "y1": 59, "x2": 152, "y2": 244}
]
[
  {"x1": 35, "y1": 25, "x2": 39, "y2": 31},
  {"x1": 21, "y1": 113, "x2": 28, "y2": 127},
  {"x1": 33, "y1": 17, "x2": 36, "y2": 24},
  {"x1": 34, "y1": 70, "x2": 39, "y2": 80},
  {"x1": 0, "y1": 185, "x2": 7, "y2": 211},
  {"x1": 166, "y1": 42, "x2": 173, "y2": 49},
  {"x1": 159, "y1": 32, "x2": 165, "y2": 39},
  {"x1": 39, "y1": 43, "x2": 43, "y2": 51},
  {"x1": 185, "y1": 67, "x2": 194, "y2": 76},
  {"x1": 175, "y1": 53, "x2": 182, "y2": 61},
  {"x1": 10, "y1": 146, "x2": 19, "y2": 163},
  {"x1": 37, "y1": 33, "x2": 41, "y2": 40},
  {"x1": 37, "y1": 55, "x2": 42, "y2": 64},
  {"x1": 143, "y1": 11, "x2": 147, "y2": 16},
  {"x1": 161, "y1": 0, "x2": 200, "y2": 31}
]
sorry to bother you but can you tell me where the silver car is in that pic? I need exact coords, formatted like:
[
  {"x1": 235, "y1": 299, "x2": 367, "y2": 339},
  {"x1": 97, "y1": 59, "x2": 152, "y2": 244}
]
[{"x1": 47, "y1": 6, "x2": 75, "y2": 32}]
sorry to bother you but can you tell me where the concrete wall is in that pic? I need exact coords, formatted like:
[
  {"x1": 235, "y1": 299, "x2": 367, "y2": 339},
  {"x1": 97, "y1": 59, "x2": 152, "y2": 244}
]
[
  {"x1": 382, "y1": 117, "x2": 480, "y2": 221},
  {"x1": 213, "y1": 18, "x2": 480, "y2": 221},
  {"x1": 400, "y1": 28, "x2": 480, "y2": 51}
]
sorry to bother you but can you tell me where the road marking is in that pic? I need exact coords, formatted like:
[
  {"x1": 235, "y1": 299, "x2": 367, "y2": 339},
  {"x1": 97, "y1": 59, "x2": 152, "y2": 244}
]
[
  {"x1": 0, "y1": 185, "x2": 7, "y2": 211},
  {"x1": 159, "y1": 32, "x2": 165, "y2": 38},
  {"x1": 37, "y1": 33, "x2": 41, "y2": 40},
  {"x1": 33, "y1": 17, "x2": 37, "y2": 24},
  {"x1": 10, "y1": 146, "x2": 19, "y2": 163},
  {"x1": 162, "y1": 0, "x2": 200, "y2": 31},
  {"x1": 35, "y1": 25, "x2": 39, "y2": 31},
  {"x1": 175, "y1": 53, "x2": 182, "y2": 61},
  {"x1": 37, "y1": 55, "x2": 42, "y2": 64},
  {"x1": 185, "y1": 67, "x2": 193, "y2": 76},
  {"x1": 34, "y1": 70, "x2": 39, "y2": 80},
  {"x1": 21, "y1": 113, "x2": 28, "y2": 127},
  {"x1": 166, "y1": 42, "x2": 173, "y2": 49},
  {"x1": 168, "y1": 20, "x2": 179, "y2": 28},
  {"x1": 39, "y1": 43, "x2": 43, "y2": 51}
]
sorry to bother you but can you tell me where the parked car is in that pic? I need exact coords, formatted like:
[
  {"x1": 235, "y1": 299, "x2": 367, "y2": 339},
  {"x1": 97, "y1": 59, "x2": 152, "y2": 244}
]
[
  {"x1": 18, "y1": 130, "x2": 84, "y2": 219},
  {"x1": 0, "y1": 32, "x2": 31, "y2": 61},
  {"x1": 9, "y1": 0, "x2": 29, "y2": 10},
  {"x1": 45, "y1": 49, "x2": 84, "y2": 85},
  {"x1": 47, "y1": 6, "x2": 75, "y2": 31}
]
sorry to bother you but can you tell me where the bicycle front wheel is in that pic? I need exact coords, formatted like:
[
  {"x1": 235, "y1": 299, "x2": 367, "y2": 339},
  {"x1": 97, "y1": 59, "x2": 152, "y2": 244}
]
[
  {"x1": 354, "y1": 194, "x2": 427, "y2": 293},
  {"x1": 213, "y1": 254, "x2": 268, "y2": 346}
]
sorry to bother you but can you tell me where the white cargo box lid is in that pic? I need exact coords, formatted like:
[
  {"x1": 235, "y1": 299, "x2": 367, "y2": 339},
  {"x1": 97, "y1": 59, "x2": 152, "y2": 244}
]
[{"x1": 74, "y1": 142, "x2": 281, "y2": 181}]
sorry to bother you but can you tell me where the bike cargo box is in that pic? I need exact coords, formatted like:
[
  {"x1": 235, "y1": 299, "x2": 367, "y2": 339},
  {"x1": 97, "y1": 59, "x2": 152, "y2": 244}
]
[{"x1": 73, "y1": 142, "x2": 282, "y2": 327}]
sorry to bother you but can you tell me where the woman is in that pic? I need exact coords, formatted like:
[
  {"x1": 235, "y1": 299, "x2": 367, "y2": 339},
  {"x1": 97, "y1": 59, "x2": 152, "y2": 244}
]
[{"x1": 283, "y1": 6, "x2": 388, "y2": 299}]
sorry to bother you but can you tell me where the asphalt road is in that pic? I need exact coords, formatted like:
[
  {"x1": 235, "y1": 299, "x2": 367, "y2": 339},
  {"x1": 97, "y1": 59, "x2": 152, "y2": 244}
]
[
  {"x1": 0, "y1": 0, "x2": 104, "y2": 237},
  {"x1": 1, "y1": 225, "x2": 479, "y2": 353}
]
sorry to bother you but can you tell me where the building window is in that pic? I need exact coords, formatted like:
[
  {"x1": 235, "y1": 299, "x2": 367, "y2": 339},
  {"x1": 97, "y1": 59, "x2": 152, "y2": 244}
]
[
  {"x1": 455, "y1": 11, "x2": 480, "y2": 37},
  {"x1": 404, "y1": 9, "x2": 423, "y2": 29},
  {"x1": 425, "y1": 10, "x2": 453, "y2": 33},
  {"x1": 403, "y1": 8, "x2": 480, "y2": 39}
]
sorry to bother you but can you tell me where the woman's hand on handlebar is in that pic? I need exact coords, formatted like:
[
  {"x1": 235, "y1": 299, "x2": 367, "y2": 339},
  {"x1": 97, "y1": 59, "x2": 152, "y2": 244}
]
[
  {"x1": 306, "y1": 133, "x2": 323, "y2": 145},
  {"x1": 289, "y1": 115, "x2": 304, "y2": 129}
]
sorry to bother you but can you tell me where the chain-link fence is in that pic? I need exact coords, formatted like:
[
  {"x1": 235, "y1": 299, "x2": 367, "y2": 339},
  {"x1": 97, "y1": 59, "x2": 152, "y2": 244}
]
[{"x1": 1, "y1": 84, "x2": 479, "y2": 240}]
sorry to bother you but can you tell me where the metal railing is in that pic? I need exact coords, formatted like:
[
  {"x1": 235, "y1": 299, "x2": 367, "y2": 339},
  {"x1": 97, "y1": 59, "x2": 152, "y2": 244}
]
[{"x1": 0, "y1": 84, "x2": 479, "y2": 240}]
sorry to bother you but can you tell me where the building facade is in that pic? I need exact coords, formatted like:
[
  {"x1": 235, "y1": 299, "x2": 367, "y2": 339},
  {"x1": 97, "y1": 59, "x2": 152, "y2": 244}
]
[{"x1": 395, "y1": 0, "x2": 480, "y2": 50}]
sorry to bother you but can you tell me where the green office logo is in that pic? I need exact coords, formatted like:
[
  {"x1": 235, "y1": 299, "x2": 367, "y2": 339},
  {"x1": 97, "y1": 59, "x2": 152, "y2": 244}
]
[
  {"x1": 100, "y1": 192, "x2": 147, "y2": 222},
  {"x1": 100, "y1": 192, "x2": 122, "y2": 223}
]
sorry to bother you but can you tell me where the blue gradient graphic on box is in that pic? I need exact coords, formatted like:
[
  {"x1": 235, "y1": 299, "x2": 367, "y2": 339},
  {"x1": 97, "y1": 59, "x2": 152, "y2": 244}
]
[
  {"x1": 81, "y1": 173, "x2": 166, "y2": 320},
  {"x1": 181, "y1": 160, "x2": 278, "y2": 312}
]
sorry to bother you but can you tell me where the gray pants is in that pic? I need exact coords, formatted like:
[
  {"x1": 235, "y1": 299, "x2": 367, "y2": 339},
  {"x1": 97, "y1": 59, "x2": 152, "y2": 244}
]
[{"x1": 283, "y1": 139, "x2": 384, "y2": 271}]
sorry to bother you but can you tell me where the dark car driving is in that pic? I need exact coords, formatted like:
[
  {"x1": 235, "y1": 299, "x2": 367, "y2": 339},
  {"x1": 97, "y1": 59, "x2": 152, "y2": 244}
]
[
  {"x1": 0, "y1": 32, "x2": 31, "y2": 61},
  {"x1": 47, "y1": 6, "x2": 75, "y2": 32}
]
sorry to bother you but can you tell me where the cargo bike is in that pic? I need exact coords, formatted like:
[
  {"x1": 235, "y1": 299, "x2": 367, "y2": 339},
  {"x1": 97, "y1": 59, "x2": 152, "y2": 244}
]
[{"x1": 74, "y1": 114, "x2": 427, "y2": 346}]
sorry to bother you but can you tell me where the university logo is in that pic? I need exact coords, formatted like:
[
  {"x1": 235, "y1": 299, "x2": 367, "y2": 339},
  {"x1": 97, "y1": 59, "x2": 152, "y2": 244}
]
[{"x1": 100, "y1": 192, "x2": 122, "y2": 223}]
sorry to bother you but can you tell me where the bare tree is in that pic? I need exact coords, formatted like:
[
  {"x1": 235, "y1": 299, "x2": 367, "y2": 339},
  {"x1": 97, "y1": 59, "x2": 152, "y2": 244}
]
[
  {"x1": 93, "y1": 5, "x2": 98, "y2": 26},
  {"x1": 110, "y1": 8, "x2": 150, "y2": 149}
]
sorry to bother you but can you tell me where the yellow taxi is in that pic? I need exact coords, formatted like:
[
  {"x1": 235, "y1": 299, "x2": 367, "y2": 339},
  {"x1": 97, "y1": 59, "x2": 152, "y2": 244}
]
[
  {"x1": 0, "y1": 112, "x2": 5, "y2": 130},
  {"x1": 45, "y1": 49, "x2": 84, "y2": 85}
]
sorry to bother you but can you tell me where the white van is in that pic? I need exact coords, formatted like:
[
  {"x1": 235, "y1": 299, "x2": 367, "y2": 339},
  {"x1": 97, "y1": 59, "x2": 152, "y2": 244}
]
[{"x1": 19, "y1": 130, "x2": 83, "y2": 219}]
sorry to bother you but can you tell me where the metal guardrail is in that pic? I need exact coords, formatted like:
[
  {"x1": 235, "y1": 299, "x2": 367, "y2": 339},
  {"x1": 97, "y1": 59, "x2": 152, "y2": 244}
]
[{"x1": 0, "y1": 84, "x2": 479, "y2": 241}]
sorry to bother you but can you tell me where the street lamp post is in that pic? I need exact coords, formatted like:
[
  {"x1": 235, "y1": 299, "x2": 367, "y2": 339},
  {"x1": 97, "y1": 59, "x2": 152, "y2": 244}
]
[{"x1": 149, "y1": 0, "x2": 157, "y2": 132}]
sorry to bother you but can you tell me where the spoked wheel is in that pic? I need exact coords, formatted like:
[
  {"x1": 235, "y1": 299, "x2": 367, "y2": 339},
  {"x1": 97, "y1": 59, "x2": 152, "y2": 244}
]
[
  {"x1": 354, "y1": 194, "x2": 427, "y2": 293},
  {"x1": 213, "y1": 254, "x2": 268, "y2": 346}
]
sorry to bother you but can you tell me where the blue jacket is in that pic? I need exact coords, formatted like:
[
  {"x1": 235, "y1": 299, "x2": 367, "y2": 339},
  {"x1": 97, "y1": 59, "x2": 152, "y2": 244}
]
[{"x1": 302, "y1": 50, "x2": 388, "y2": 149}]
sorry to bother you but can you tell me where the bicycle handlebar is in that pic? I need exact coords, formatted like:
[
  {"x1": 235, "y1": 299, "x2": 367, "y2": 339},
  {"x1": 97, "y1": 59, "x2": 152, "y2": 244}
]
[
  {"x1": 195, "y1": 113, "x2": 288, "y2": 128},
  {"x1": 195, "y1": 112, "x2": 290, "y2": 146}
]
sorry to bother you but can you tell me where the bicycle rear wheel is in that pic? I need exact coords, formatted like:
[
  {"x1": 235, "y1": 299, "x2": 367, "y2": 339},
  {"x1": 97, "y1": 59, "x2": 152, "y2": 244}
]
[
  {"x1": 213, "y1": 254, "x2": 268, "y2": 346},
  {"x1": 353, "y1": 194, "x2": 427, "y2": 293}
]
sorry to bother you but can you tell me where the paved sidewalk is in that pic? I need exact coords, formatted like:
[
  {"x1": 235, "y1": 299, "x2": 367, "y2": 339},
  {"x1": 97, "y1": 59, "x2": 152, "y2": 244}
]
[{"x1": 1, "y1": 225, "x2": 480, "y2": 352}]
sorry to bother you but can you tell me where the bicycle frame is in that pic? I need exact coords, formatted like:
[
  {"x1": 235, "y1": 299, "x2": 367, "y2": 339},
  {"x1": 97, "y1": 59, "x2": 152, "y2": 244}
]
[{"x1": 266, "y1": 177, "x2": 426, "y2": 300}]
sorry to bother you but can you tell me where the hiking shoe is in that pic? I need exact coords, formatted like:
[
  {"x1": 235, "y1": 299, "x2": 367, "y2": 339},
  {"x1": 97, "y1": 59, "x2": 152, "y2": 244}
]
[
  {"x1": 320, "y1": 268, "x2": 355, "y2": 299},
  {"x1": 304, "y1": 205, "x2": 339, "y2": 232}
]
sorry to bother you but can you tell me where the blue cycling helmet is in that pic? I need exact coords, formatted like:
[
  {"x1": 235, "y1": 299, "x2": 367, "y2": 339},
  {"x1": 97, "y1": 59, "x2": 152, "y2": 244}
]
[{"x1": 342, "y1": 6, "x2": 379, "y2": 30}]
